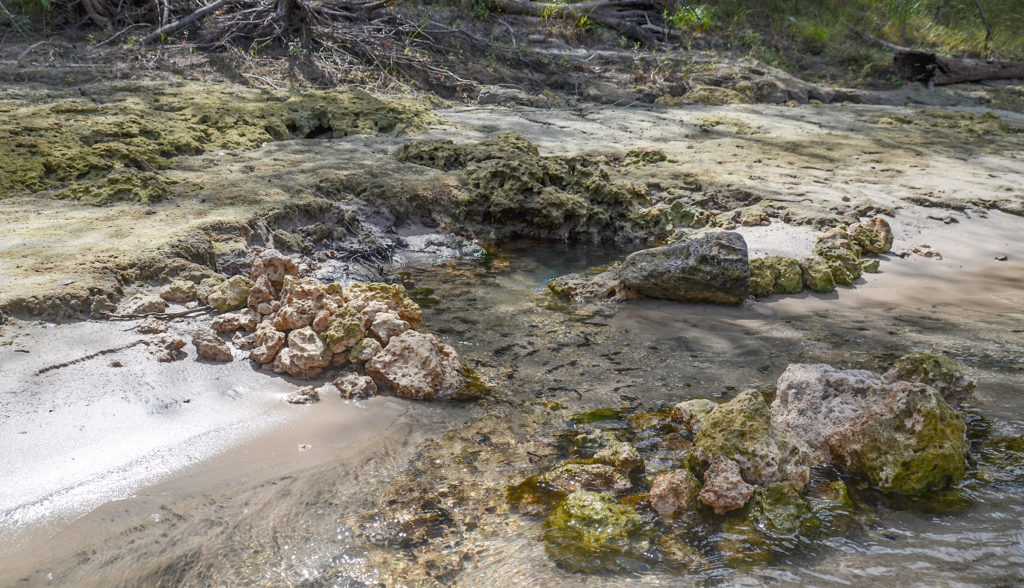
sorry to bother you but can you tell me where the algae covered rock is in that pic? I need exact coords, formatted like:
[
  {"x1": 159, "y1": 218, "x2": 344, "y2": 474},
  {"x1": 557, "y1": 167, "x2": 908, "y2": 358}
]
[
  {"x1": 811, "y1": 243, "x2": 862, "y2": 286},
  {"x1": 799, "y1": 256, "x2": 836, "y2": 293},
  {"x1": 860, "y1": 258, "x2": 880, "y2": 273},
  {"x1": 847, "y1": 217, "x2": 893, "y2": 254},
  {"x1": 749, "y1": 256, "x2": 803, "y2": 297},
  {"x1": 747, "y1": 483, "x2": 820, "y2": 539},
  {"x1": 615, "y1": 229, "x2": 750, "y2": 304},
  {"x1": 320, "y1": 306, "x2": 369, "y2": 353},
  {"x1": 543, "y1": 491, "x2": 654, "y2": 573},
  {"x1": 208, "y1": 275, "x2": 254, "y2": 313},
  {"x1": 693, "y1": 389, "x2": 815, "y2": 489},
  {"x1": 649, "y1": 468, "x2": 702, "y2": 520},
  {"x1": 349, "y1": 337, "x2": 382, "y2": 363},
  {"x1": 344, "y1": 282, "x2": 422, "y2": 328},
  {"x1": 594, "y1": 442, "x2": 644, "y2": 475},
  {"x1": 772, "y1": 364, "x2": 968, "y2": 495},
  {"x1": 883, "y1": 352, "x2": 975, "y2": 407},
  {"x1": 572, "y1": 429, "x2": 621, "y2": 455},
  {"x1": 670, "y1": 398, "x2": 718, "y2": 435}
]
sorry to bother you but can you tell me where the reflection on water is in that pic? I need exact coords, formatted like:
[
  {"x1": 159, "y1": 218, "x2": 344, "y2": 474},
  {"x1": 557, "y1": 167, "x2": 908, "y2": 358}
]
[{"x1": 3, "y1": 243, "x2": 1023, "y2": 587}]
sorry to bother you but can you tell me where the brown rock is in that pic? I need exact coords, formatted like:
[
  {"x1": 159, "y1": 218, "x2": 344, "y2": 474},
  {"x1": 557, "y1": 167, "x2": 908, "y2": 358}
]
[
  {"x1": 210, "y1": 309, "x2": 258, "y2": 333},
  {"x1": 250, "y1": 249, "x2": 299, "y2": 290},
  {"x1": 193, "y1": 327, "x2": 233, "y2": 362},
  {"x1": 249, "y1": 322, "x2": 286, "y2": 364},
  {"x1": 332, "y1": 373, "x2": 377, "y2": 400},
  {"x1": 365, "y1": 330, "x2": 464, "y2": 400},
  {"x1": 231, "y1": 332, "x2": 252, "y2": 350},
  {"x1": 247, "y1": 275, "x2": 276, "y2": 309},
  {"x1": 137, "y1": 317, "x2": 167, "y2": 334},
  {"x1": 272, "y1": 326, "x2": 330, "y2": 379},
  {"x1": 122, "y1": 294, "x2": 167, "y2": 315},
  {"x1": 649, "y1": 469, "x2": 702, "y2": 520},
  {"x1": 287, "y1": 385, "x2": 320, "y2": 404},
  {"x1": 369, "y1": 311, "x2": 410, "y2": 344},
  {"x1": 698, "y1": 457, "x2": 755, "y2": 515},
  {"x1": 143, "y1": 334, "x2": 186, "y2": 362},
  {"x1": 349, "y1": 338, "x2": 382, "y2": 363},
  {"x1": 159, "y1": 279, "x2": 199, "y2": 303}
]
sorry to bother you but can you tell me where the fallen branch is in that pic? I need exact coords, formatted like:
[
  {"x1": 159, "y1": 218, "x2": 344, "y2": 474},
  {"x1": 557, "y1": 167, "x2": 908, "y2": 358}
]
[
  {"x1": 488, "y1": 0, "x2": 662, "y2": 44},
  {"x1": 894, "y1": 50, "x2": 1024, "y2": 86},
  {"x1": 141, "y1": 0, "x2": 236, "y2": 45}
]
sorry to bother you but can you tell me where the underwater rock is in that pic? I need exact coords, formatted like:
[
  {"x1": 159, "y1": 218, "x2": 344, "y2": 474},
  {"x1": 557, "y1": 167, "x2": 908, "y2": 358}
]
[
  {"x1": 772, "y1": 364, "x2": 968, "y2": 494},
  {"x1": 208, "y1": 275, "x2": 253, "y2": 313},
  {"x1": 693, "y1": 389, "x2": 815, "y2": 489},
  {"x1": 572, "y1": 429, "x2": 621, "y2": 455},
  {"x1": 547, "y1": 270, "x2": 621, "y2": 301},
  {"x1": 698, "y1": 457, "x2": 755, "y2": 515},
  {"x1": 615, "y1": 229, "x2": 750, "y2": 304},
  {"x1": 748, "y1": 256, "x2": 803, "y2": 297},
  {"x1": 365, "y1": 330, "x2": 464, "y2": 400},
  {"x1": 143, "y1": 333, "x2": 186, "y2": 362},
  {"x1": 250, "y1": 249, "x2": 299, "y2": 291},
  {"x1": 799, "y1": 256, "x2": 837, "y2": 292},
  {"x1": 249, "y1": 322, "x2": 286, "y2": 364},
  {"x1": 332, "y1": 373, "x2": 377, "y2": 400},
  {"x1": 370, "y1": 311, "x2": 410, "y2": 344},
  {"x1": 159, "y1": 279, "x2": 198, "y2": 303},
  {"x1": 349, "y1": 337, "x2": 382, "y2": 363},
  {"x1": 537, "y1": 463, "x2": 633, "y2": 495},
  {"x1": 320, "y1": 306, "x2": 369, "y2": 353},
  {"x1": 670, "y1": 398, "x2": 718, "y2": 435},
  {"x1": 192, "y1": 327, "x2": 232, "y2": 362},
  {"x1": 210, "y1": 309, "x2": 258, "y2": 333},
  {"x1": 747, "y1": 483, "x2": 820, "y2": 538},
  {"x1": 543, "y1": 491, "x2": 653, "y2": 573},
  {"x1": 649, "y1": 468, "x2": 702, "y2": 520},
  {"x1": 883, "y1": 352, "x2": 975, "y2": 407},
  {"x1": 594, "y1": 442, "x2": 644, "y2": 476},
  {"x1": 121, "y1": 294, "x2": 167, "y2": 315},
  {"x1": 272, "y1": 326, "x2": 330, "y2": 379}
]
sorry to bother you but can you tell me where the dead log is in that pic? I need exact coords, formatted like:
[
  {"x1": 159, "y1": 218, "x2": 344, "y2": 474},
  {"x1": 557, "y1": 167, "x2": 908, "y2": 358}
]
[
  {"x1": 894, "y1": 50, "x2": 1024, "y2": 86},
  {"x1": 141, "y1": 0, "x2": 236, "y2": 45},
  {"x1": 488, "y1": 0, "x2": 662, "y2": 44}
]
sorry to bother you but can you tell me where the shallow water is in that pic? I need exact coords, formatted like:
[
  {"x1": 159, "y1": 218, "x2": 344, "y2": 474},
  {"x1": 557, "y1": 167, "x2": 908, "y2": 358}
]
[{"x1": 3, "y1": 218, "x2": 1024, "y2": 587}]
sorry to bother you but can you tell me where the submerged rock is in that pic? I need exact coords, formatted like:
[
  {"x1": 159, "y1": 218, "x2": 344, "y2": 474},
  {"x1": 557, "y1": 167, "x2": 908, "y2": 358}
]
[
  {"x1": 747, "y1": 483, "x2": 820, "y2": 538},
  {"x1": 772, "y1": 364, "x2": 968, "y2": 494},
  {"x1": 572, "y1": 429, "x2": 621, "y2": 455},
  {"x1": 365, "y1": 330, "x2": 464, "y2": 400},
  {"x1": 699, "y1": 457, "x2": 755, "y2": 515},
  {"x1": 192, "y1": 327, "x2": 232, "y2": 362},
  {"x1": 749, "y1": 256, "x2": 803, "y2": 297},
  {"x1": 287, "y1": 385, "x2": 320, "y2": 404},
  {"x1": 649, "y1": 468, "x2": 702, "y2": 520},
  {"x1": 543, "y1": 491, "x2": 653, "y2": 573},
  {"x1": 208, "y1": 275, "x2": 254, "y2": 313},
  {"x1": 883, "y1": 352, "x2": 975, "y2": 407},
  {"x1": 615, "y1": 229, "x2": 750, "y2": 304},
  {"x1": 692, "y1": 389, "x2": 815, "y2": 489},
  {"x1": 594, "y1": 442, "x2": 644, "y2": 476}
]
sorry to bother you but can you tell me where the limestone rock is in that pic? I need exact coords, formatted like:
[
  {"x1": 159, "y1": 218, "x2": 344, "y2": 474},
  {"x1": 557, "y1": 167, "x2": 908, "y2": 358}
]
[
  {"x1": 365, "y1": 330, "x2": 464, "y2": 400},
  {"x1": 160, "y1": 279, "x2": 198, "y2": 303},
  {"x1": 143, "y1": 333, "x2": 186, "y2": 362},
  {"x1": 210, "y1": 309, "x2": 258, "y2": 333},
  {"x1": 271, "y1": 299, "x2": 317, "y2": 331},
  {"x1": 272, "y1": 326, "x2": 330, "y2": 379},
  {"x1": 670, "y1": 398, "x2": 718, "y2": 435},
  {"x1": 542, "y1": 491, "x2": 653, "y2": 573},
  {"x1": 535, "y1": 463, "x2": 632, "y2": 495},
  {"x1": 799, "y1": 256, "x2": 837, "y2": 293},
  {"x1": 615, "y1": 229, "x2": 749, "y2": 305},
  {"x1": 548, "y1": 270, "x2": 621, "y2": 301},
  {"x1": 693, "y1": 389, "x2": 815, "y2": 489},
  {"x1": 320, "y1": 306, "x2": 369, "y2": 353},
  {"x1": 572, "y1": 429, "x2": 621, "y2": 456},
  {"x1": 249, "y1": 322, "x2": 286, "y2": 364},
  {"x1": 349, "y1": 337, "x2": 382, "y2": 363},
  {"x1": 749, "y1": 256, "x2": 803, "y2": 297},
  {"x1": 192, "y1": 327, "x2": 232, "y2": 362},
  {"x1": 121, "y1": 294, "x2": 167, "y2": 315},
  {"x1": 649, "y1": 468, "x2": 702, "y2": 520},
  {"x1": 137, "y1": 317, "x2": 167, "y2": 334},
  {"x1": 247, "y1": 274, "x2": 276, "y2": 308},
  {"x1": 847, "y1": 217, "x2": 893, "y2": 254},
  {"x1": 593, "y1": 442, "x2": 643, "y2": 476},
  {"x1": 287, "y1": 385, "x2": 320, "y2": 404},
  {"x1": 333, "y1": 373, "x2": 377, "y2": 400},
  {"x1": 208, "y1": 275, "x2": 254, "y2": 313},
  {"x1": 196, "y1": 274, "x2": 226, "y2": 305},
  {"x1": 231, "y1": 332, "x2": 252, "y2": 350},
  {"x1": 883, "y1": 352, "x2": 975, "y2": 407},
  {"x1": 370, "y1": 311, "x2": 410, "y2": 344},
  {"x1": 772, "y1": 363, "x2": 968, "y2": 495},
  {"x1": 811, "y1": 243, "x2": 862, "y2": 286},
  {"x1": 343, "y1": 282, "x2": 422, "y2": 328},
  {"x1": 698, "y1": 457, "x2": 755, "y2": 515},
  {"x1": 250, "y1": 249, "x2": 299, "y2": 290}
]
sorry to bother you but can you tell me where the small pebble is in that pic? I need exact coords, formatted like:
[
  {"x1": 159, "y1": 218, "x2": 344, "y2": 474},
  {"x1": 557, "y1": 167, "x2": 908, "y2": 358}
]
[
  {"x1": 995, "y1": 255, "x2": 1008, "y2": 261},
  {"x1": 109, "y1": 360, "x2": 123, "y2": 367},
  {"x1": 298, "y1": 444, "x2": 312, "y2": 452}
]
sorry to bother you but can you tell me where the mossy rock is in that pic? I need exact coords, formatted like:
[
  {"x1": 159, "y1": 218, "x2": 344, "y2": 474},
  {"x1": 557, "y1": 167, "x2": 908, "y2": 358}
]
[
  {"x1": 344, "y1": 282, "x2": 422, "y2": 327},
  {"x1": 508, "y1": 463, "x2": 632, "y2": 515},
  {"x1": 748, "y1": 483, "x2": 821, "y2": 539},
  {"x1": 974, "y1": 435, "x2": 1024, "y2": 485},
  {"x1": 625, "y1": 410, "x2": 676, "y2": 439},
  {"x1": 207, "y1": 275, "x2": 253, "y2": 313},
  {"x1": 884, "y1": 352, "x2": 975, "y2": 407},
  {"x1": 807, "y1": 480, "x2": 856, "y2": 535},
  {"x1": 593, "y1": 442, "x2": 644, "y2": 476},
  {"x1": 622, "y1": 148, "x2": 668, "y2": 167},
  {"x1": 812, "y1": 244, "x2": 862, "y2": 286},
  {"x1": 799, "y1": 256, "x2": 837, "y2": 293},
  {"x1": 715, "y1": 515, "x2": 774, "y2": 567},
  {"x1": 860, "y1": 258, "x2": 880, "y2": 273},
  {"x1": 657, "y1": 531, "x2": 708, "y2": 571},
  {"x1": 320, "y1": 306, "x2": 367, "y2": 353},
  {"x1": 543, "y1": 491, "x2": 654, "y2": 573},
  {"x1": 51, "y1": 168, "x2": 174, "y2": 205},
  {"x1": 572, "y1": 429, "x2": 621, "y2": 456},
  {"x1": 749, "y1": 256, "x2": 804, "y2": 297},
  {"x1": 569, "y1": 408, "x2": 625, "y2": 425},
  {"x1": 271, "y1": 229, "x2": 306, "y2": 254}
]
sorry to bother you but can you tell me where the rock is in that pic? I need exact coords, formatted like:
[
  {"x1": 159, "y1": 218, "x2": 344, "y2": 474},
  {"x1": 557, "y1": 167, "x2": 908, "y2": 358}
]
[
  {"x1": 348, "y1": 337, "x2": 382, "y2": 363},
  {"x1": 572, "y1": 429, "x2": 621, "y2": 456},
  {"x1": 210, "y1": 309, "x2": 258, "y2": 333},
  {"x1": 256, "y1": 301, "x2": 277, "y2": 315},
  {"x1": 699, "y1": 457, "x2": 755, "y2": 515},
  {"x1": 287, "y1": 385, "x2": 320, "y2": 404},
  {"x1": 121, "y1": 294, "x2": 167, "y2": 315},
  {"x1": 847, "y1": 217, "x2": 893, "y2": 254},
  {"x1": 542, "y1": 491, "x2": 653, "y2": 573},
  {"x1": 160, "y1": 279, "x2": 198, "y2": 303},
  {"x1": 344, "y1": 282, "x2": 422, "y2": 328},
  {"x1": 333, "y1": 373, "x2": 377, "y2": 400},
  {"x1": 860, "y1": 258, "x2": 880, "y2": 273},
  {"x1": 883, "y1": 352, "x2": 975, "y2": 407},
  {"x1": 799, "y1": 256, "x2": 837, "y2": 293},
  {"x1": 547, "y1": 270, "x2": 621, "y2": 301},
  {"x1": 143, "y1": 333, "x2": 186, "y2": 362},
  {"x1": 365, "y1": 330, "x2": 464, "y2": 400},
  {"x1": 208, "y1": 275, "x2": 254, "y2": 313},
  {"x1": 272, "y1": 229, "x2": 305, "y2": 254},
  {"x1": 247, "y1": 274, "x2": 276, "y2": 308},
  {"x1": 137, "y1": 317, "x2": 167, "y2": 334},
  {"x1": 369, "y1": 311, "x2": 411, "y2": 344},
  {"x1": 771, "y1": 364, "x2": 968, "y2": 494},
  {"x1": 250, "y1": 249, "x2": 299, "y2": 290},
  {"x1": 320, "y1": 306, "x2": 369, "y2": 353},
  {"x1": 270, "y1": 299, "x2": 318, "y2": 331},
  {"x1": 272, "y1": 326, "x2": 330, "y2": 379},
  {"x1": 912, "y1": 244, "x2": 943, "y2": 260},
  {"x1": 249, "y1": 322, "x2": 286, "y2": 364},
  {"x1": 811, "y1": 242, "x2": 862, "y2": 286},
  {"x1": 748, "y1": 483, "x2": 819, "y2": 538},
  {"x1": 693, "y1": 389, "x2": 815, "y2": 489},
  {"x1": 594, "y1": 442, "x2": 643, "y2": 475},
  {"x1": 615, "y1": 229, "x2": 749, "y2": 304},
  {"x1": 192, "y1": 327, "x2": 232, "y2": 362},
  {"x1": 648, "y1": 468, "x2": 702, "y2": 520},
  {"x1": 196, "y1": 274, "x2": 226, "y2": 305},
  {"x1": 231, "y1": 332, "x2": 252, "y2": 350},
  {"x1": 749, "y1": 256, "x2": 803, "y2": 297},
  {"x1": 535, "y1": 463, "x2": 632, "y2": 495},
  {"x1": 670, "y1": 399, "x2": 718, "y2": 435}
]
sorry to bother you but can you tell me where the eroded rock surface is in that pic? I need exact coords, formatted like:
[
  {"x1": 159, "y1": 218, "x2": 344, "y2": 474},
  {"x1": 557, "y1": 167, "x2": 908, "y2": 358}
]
[
  {"x1": 365, "y1": 330, "x2": 464, "y2": 400},
  {"x1": 699, "y1": 457, "x2": 755, "y2": 515},
  {"x1": 192, "y1": 327, "x2": 232, "y2": 362},
  {"x1": 649, "y1": 468, "x2": 702, "y2": 520}
]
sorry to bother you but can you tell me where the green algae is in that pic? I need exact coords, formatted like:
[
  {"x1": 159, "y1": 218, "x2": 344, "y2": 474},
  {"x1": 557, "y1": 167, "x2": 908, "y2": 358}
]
[
  {"x1": 877, "y1": 109, "x2": 1022, "y2": 135},
  {"x1": 543, "y1": 491, "x2": 654, "y2": 573},
  {"x1": 0, "y1": 82, "x2": 439, "y2": 202},
  {"x1": 749, "y1": 256, "x2": 804, "y2": 297},
  {"x1": 799, "y1": 255, "x2": 837, "y2": 292},
  {"x1": 569, "y1": 407, "x2": 626, "y2": 425},
  {"x1": 343, "y1": 282, "x2": 422, "y2": 327},
  {"x1": 320, "y1": 306, "x2": 367, "y2": 353},
  {"x1": 886, "y1": 352, "x2": 975, "y2": 405}
]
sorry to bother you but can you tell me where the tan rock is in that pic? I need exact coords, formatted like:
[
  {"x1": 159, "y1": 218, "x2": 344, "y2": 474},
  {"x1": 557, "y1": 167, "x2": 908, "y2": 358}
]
[
  {"x1": 332, "y1": 373, "x2": 377, "y2": 400},
  {"x1": 349, "y1": 338, "x2": 382, "y2": 363},
  {"x1": 272, "y1": 326, "x2": 330, "y2": 379},
  {"x1": 143, "y1": 333, "x2": 186, "y2": 362},
  {"x1": 160, "y1": 279, "x2": 198, "y2": 303},
  {"x1": 369, "y1": 311, "x2": 410, "y2": 344},
  {"x1": 649, "y1": 469, "x2": 702, "y2": 520},
  {"x1": 122, "y1": 294, "x2": 167, "y2": 315},
  {"x1": 249, "y1": 322, "x2": 286, "y2": 364},
  {"x1": 699, "y1": 457, "x2": 755, "y2": 515},
  {"x1": 210, "y1": 309, "x2": 258, "y2": 333},
  {"x1": 231, "y1": 332, "x2": 252, "y2": 350},
  {"x1": 270, "y1": 299, "x2": 317, "y2": 331},
  {"x1": 250, "y1": 249, "x2": 299, "y2": 290},
  {"x1": 286, "y1": 385, "x2": 320, "y2": 404},
  {"x1": 365, "y1": 330, "x2": 464, "y2": 400},
  {"x1": 193, "y1": 327, "x2": 233, "y2": 362},
  {"x1": 247, "y1": 274, "x2": 276, "y2": 308},
  {"x1": 137, "y1": 317, "x2": 167, "y2": 334}
]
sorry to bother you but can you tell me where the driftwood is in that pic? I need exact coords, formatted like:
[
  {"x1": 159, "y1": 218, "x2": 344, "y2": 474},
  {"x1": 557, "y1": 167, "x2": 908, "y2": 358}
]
[
  {"x1": 489, "y1": 0, "x2": 664, "y2": 44},
  {"x1": 141, "y1": 0, "x2": 236, "y2": 45},
  {"x1": 894, "y1": 50, "x2": 1024, "y2": 86}
]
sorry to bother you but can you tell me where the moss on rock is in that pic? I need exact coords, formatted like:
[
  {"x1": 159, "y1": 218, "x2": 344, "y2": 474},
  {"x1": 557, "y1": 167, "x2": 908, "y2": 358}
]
[
  {"x1": 320, "y1": 306, "x2": 367, "y2": 353},
  {"x1": 749, "y1": 256, "x2": 804, "y2": 297},
  {"x1": 543, "y1": 491, "x2": 654, "y2": 573},
  {"x1": 799, "y1": 256, "x2": 837, "y2": 292},
  {"x1": 207, "y1": 275, "x2": 253, "y2": 313}
]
